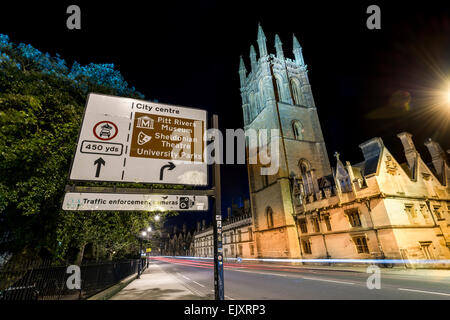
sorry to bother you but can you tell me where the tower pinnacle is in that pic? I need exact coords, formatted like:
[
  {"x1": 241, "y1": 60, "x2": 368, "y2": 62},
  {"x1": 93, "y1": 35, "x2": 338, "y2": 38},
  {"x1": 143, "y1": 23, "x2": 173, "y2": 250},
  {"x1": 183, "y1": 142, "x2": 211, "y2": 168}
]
[
  {"x1": 293, "y1": 34, "x2": 305, "y2": 66},
  {"x1": 239, "y1": 55, "x2": 247, "y2": 87},
  {"x1": 274, "y1": 34, "x2": 284, "y2": 59},
  {"x1": 257, "y1": 23, "x2": 268, "y2": 57},
  {"x1": 250, "y1": 45, "x2": 257, "y2": 71}
]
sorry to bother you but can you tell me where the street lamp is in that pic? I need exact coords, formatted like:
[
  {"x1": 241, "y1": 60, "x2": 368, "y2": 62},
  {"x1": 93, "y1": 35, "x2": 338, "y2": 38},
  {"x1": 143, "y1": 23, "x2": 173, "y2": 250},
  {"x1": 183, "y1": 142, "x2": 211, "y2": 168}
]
[
  {"x1": 154, "y1": 214, "x2": 160, "y2": 222},
  {"x1": 137, "y1": 228, "x2": 151, "y2": 278}
]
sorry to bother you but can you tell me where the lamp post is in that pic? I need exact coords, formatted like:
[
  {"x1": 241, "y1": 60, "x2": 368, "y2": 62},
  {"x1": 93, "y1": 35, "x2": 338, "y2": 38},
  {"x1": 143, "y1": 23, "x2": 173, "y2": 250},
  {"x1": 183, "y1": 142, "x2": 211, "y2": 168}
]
[
  {"x1": 137, "y1": 227, "x2": 154, "y2": 278},
  {"x1": 137, "y1": 230, "x2": 147, "y2": 279}
]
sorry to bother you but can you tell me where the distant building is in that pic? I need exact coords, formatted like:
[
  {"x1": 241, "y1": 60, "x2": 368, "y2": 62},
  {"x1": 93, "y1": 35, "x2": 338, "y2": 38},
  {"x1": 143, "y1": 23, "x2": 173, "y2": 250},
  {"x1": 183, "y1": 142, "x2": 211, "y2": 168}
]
[
  {"x1": 192, "y1": 199, "x2": 255, "y2": 259},
  {"x1": 161, "y1": 224, "x2": 193, "y2": 256}
]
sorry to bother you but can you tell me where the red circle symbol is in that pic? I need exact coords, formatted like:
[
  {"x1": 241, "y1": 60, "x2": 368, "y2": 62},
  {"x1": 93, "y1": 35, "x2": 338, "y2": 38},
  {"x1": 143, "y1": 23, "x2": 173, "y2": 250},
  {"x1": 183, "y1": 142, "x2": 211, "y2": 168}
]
[{"x1": 93, "y1": 121, "x2": 118, "y2": 141}]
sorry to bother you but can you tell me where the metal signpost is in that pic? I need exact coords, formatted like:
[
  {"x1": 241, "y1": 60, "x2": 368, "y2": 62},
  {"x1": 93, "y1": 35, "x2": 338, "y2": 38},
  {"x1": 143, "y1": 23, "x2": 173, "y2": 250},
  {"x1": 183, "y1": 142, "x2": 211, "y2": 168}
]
[
  {"x1": 63, "y1": 93, "x2": 225, "y2": 300},
  {"x1": 211, "y1": 116, "x2": 225, "y2": 300}
]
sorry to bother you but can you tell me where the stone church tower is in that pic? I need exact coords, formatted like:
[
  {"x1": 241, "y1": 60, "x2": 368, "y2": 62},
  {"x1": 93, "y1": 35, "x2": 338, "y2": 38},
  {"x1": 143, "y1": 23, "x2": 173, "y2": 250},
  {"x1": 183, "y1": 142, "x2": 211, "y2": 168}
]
[{"x1": 239, "y1": 25, "x2": 331, "y2": 258}]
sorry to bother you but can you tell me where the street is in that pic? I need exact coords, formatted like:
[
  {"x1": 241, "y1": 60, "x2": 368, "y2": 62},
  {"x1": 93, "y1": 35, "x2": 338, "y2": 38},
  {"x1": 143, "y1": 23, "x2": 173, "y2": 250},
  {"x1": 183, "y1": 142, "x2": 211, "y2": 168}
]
[{"x1": 136, "y1": 257, "x2": 450, "y2": 300}]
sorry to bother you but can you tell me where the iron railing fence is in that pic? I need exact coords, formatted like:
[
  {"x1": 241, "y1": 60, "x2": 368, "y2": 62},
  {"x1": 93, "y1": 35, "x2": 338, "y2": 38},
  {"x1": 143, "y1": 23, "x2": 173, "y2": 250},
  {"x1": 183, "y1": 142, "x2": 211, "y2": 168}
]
[{"x1": 0, "y1": 258, "x2": 146, "y2": 300}]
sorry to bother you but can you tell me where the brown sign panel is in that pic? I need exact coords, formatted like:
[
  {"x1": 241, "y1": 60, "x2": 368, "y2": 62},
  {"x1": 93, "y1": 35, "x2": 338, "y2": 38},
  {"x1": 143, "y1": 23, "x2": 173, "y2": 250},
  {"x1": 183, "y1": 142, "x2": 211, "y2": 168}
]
[{"x1": 130, "y1": 112, "x2": 204, "y2": 162}]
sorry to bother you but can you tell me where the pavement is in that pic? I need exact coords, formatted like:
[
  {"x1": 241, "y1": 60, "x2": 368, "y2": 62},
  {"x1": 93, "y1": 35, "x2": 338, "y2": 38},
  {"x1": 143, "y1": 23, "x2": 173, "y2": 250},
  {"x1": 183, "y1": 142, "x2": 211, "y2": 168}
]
[
  {"x1": 111, "y1": 257, "x2": 450, "y2": 300},
  {"x1": 110, "y1": 262, "x2": 205, "y2": 300}
]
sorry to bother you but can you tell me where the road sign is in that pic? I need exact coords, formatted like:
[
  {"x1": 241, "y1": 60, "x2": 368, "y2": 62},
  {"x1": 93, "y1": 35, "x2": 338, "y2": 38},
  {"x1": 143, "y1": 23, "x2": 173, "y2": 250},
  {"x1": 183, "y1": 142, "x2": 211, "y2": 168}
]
[
  {"x1": 146, "y1": 248, "x2": 152, "y2": 253},
  {"x1": 62, "y1": 192, "x2": 208, "y2": 211},
  {"x1": 69, "y1": 93, "x2": 207, "y2": 185}
]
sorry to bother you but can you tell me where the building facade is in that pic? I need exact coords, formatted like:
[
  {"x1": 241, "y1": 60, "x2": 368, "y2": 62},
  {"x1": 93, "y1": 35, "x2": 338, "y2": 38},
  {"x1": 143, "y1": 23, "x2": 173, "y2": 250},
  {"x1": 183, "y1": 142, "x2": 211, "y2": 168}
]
[
  {"x1": 161, "y1": 224, "x2": 194, "y2": 256},
  {"x1": 237, "y1": 25, "x2": 450, "y2": 264},
  {"x1": 192, "y1": 199, "x2": 256, "y2": 259}
]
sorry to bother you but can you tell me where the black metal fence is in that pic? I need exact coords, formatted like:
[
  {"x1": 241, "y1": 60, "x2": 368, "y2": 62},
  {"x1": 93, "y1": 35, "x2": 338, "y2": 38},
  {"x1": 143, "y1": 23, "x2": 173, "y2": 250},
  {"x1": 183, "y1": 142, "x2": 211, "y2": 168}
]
[{"x1": 0, "y1": 258, "x2": 146, "y2": 300}]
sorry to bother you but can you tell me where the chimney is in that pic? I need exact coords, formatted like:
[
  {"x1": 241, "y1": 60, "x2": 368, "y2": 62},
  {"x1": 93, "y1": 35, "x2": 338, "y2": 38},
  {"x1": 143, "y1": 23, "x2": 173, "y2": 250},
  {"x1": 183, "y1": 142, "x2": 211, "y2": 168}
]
[
  {"x1": 424, "y1": 138, "x2": 448, "y2": 184},
  {"x1": 182, "y1": 223, "x2": 187, "y2": 234},
  {"x1": 227, "y1": 207, "x2": 231, "y2": 220},
  {"x1": 397, "y1": 132, "x2": 418, "y2": 179},
  {"x1": 202, "y1": 219, "x2": 206, "y2": 230},
  {"x1": 196, "y1": 221, "x2": 201, "y2": 232},
  {"x1": 244, "y1": 198, "x2": 250, "y2": 210},
  {"x1": 345, "y1": 161, "x2": 357, "y2": 193},
  {"x1": 359, "y1": 137, "x2": 384, "y2": 160},
  {"x1": 173, "y1": 225, "x2": 177, "y2": 234}
]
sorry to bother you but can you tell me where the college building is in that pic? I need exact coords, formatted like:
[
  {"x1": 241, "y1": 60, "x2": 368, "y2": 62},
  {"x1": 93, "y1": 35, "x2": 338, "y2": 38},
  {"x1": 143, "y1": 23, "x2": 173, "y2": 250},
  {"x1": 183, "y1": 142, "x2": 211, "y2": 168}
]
[{"x1": 191, "y1": 25, "x2": 450, "y2": 266}]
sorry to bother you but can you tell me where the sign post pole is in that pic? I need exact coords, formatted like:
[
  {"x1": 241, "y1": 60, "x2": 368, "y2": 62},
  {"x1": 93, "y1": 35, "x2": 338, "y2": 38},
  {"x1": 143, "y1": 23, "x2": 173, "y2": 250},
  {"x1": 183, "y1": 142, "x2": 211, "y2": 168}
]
[
  {"x1": 138, "y1": 237, "x2": 142, "y2": 279},
  {"x1": 212, "y1": 114, "x2": 224, "y2": 300}
]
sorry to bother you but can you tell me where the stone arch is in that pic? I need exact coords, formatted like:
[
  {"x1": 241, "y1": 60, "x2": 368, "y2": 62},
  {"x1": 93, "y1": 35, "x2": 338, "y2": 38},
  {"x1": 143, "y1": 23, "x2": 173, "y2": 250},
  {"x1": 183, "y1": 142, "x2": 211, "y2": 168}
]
[
  {"x1": 290, "y1": 77, "x2": 303, "y2": 105},
  {"x1": 249, "y1": 91, "x2": 256, "y2": 119},
  {"x1": 273, "y1": 73, "x2": 284, "y2": 102}
]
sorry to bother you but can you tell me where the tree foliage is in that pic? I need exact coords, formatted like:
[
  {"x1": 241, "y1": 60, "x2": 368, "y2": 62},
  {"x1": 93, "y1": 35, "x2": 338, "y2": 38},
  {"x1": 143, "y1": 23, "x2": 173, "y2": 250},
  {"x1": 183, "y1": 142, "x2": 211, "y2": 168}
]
[{"x1": 0, "y1": 34, "x2": 169, "y2": 263}]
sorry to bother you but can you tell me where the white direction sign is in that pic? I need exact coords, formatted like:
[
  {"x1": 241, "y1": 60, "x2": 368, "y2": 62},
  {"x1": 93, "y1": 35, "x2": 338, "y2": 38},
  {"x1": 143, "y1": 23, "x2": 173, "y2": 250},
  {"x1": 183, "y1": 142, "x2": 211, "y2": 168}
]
[
  {"x1": 63, "y1": 193, "x2": 208, "y2": 211},
  {"x1": 69, "y1": 93, "x2": 207, "y2": 185}
]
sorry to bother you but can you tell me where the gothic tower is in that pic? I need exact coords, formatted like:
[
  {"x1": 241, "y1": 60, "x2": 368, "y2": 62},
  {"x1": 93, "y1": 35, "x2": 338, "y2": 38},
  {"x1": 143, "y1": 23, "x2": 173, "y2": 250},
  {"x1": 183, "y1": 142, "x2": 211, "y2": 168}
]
[{"x1": 239, "y1": 25, "x2": 331, "y2": 258}]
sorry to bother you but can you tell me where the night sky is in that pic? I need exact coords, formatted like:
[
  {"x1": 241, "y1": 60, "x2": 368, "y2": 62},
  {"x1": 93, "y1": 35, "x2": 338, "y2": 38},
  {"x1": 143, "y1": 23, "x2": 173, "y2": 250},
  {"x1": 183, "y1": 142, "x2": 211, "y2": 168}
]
[{"x1": 2, "y1": 1, "x2": 450, "y2": 231}]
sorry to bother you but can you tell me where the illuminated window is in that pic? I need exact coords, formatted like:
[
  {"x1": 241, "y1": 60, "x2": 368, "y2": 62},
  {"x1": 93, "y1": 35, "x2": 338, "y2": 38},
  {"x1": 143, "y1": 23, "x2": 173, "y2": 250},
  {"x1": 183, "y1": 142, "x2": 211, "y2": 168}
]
[
  {"x1": 433, "y1": 206, "x2": 443, "y2": 220},
  {"x1": 299, "y1": 219, "x2": 308, "y2": 234},
  {"x1": 346, "y1": 208, "x2": 362, "y2": 227},
  {"x1": 354, "y1": 236, "x2": 369, "y2": 254},
  {"x1": 324, "y1": 215, "x2": 332, "y2": 231},
  {"x1": 404, "y1": 204, "x2": 418, "y2": 224},
  {"x1": 420, "y1": 242, "x2": 434, "y2": 259},
  {"x1": 312, "y1": 217, "x2": 320, "y2": 233},
  {"x1": 302, "y1": 239, "x2": 312, "y2": 254}
]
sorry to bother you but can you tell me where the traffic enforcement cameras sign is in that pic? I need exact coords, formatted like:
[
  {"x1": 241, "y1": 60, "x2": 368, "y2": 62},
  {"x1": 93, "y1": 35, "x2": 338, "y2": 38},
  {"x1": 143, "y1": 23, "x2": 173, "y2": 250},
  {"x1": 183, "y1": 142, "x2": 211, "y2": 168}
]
[{"x1": 69, "y1": 93, "x2": 207, "y2": 185}]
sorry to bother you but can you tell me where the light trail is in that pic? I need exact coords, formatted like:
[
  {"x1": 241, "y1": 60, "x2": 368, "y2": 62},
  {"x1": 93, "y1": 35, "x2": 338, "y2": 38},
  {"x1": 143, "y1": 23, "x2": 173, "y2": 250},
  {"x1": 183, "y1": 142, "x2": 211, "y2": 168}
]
[{"x1": 154, "y1": 256, "x2": 450, "y2": 265}]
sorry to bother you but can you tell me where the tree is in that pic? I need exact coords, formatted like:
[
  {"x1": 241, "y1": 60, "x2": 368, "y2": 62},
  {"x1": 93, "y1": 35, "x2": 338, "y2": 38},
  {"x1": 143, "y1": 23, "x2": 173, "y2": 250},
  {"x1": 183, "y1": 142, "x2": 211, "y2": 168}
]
[{"x1": 0, "y1": 34, "x2": 176, "y2": 264}]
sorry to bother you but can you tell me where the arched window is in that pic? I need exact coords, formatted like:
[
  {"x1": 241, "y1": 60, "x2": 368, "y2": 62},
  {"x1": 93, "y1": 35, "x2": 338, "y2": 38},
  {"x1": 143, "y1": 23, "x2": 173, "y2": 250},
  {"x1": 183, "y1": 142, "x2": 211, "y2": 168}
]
[
  {"x1": 275, "y1": 77, "x2": 282, "y2": 102},
  {"x1": 245, "y1": 106, "x2": 251, "y2": 124},
  {"x1": 249, "y1": 92, "x2": 256, "y2": 119},
  {"x1": 256, "y1": 92, "x2": 263, "y2": 113},
  {"x1": 290, "y1": 78, "x2": 302, "y2": 105},
  {"x1": 292, "y1": 120, "x2": 304, "y2": 140},
  {"x1": 266, "y1": 206, "x2": 274, "y2": 228},
  {"x1": 299, "y1": 160, "x2": 314, "y2": 196},
  {"x1": 259, "y1": 80, "x2": 265, "y2": 105}
]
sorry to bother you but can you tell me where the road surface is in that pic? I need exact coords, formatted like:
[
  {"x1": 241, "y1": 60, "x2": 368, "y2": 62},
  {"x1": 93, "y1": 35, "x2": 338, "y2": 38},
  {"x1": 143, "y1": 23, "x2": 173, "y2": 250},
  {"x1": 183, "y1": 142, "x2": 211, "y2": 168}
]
[{"x1": 147, "y1": 257, "x2": 450, "y2": 300}]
